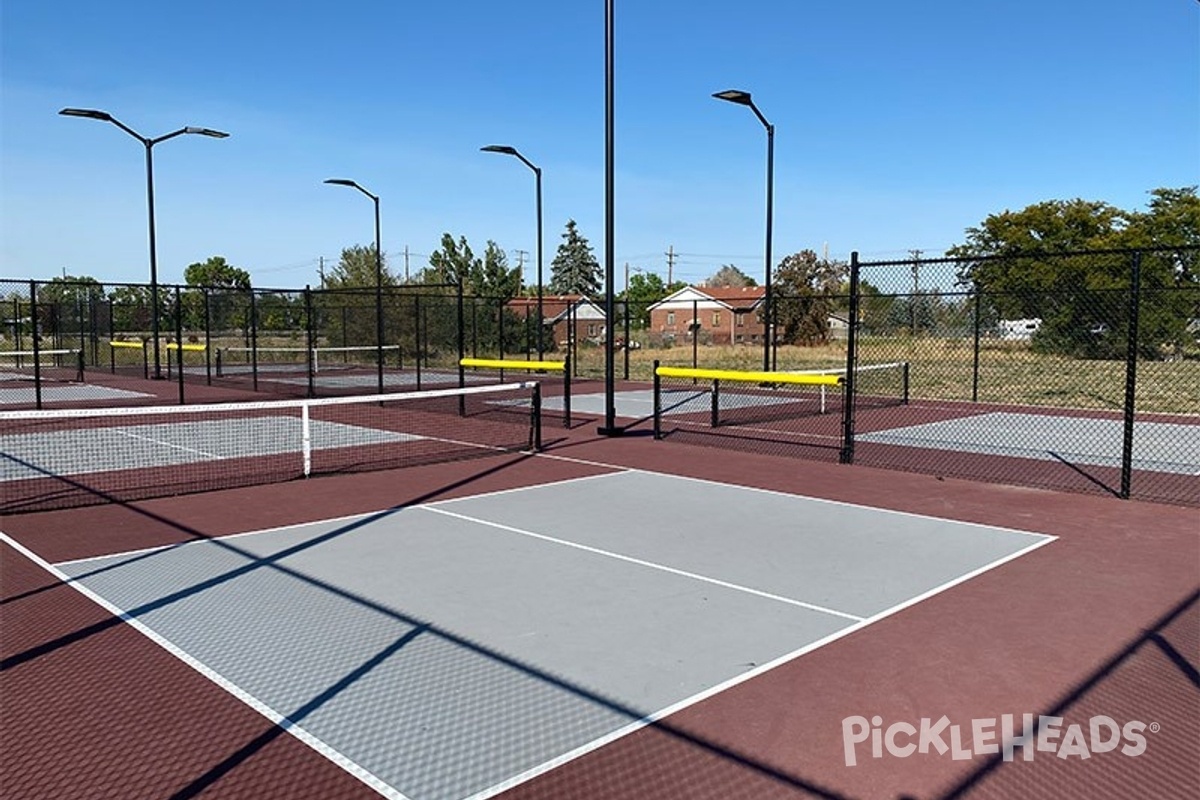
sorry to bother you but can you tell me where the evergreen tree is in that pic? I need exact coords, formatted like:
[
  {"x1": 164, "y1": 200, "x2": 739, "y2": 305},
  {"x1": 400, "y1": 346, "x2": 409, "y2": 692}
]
[
  {"x1": 706, "y1": 264, "x2": 757, "y2": 288},
  {"x1": 549, "y1": 219, "x2": 601, "y2": 296}
]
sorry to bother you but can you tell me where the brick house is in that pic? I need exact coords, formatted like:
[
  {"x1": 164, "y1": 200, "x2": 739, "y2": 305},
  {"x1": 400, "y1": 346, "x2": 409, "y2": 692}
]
[
  {"x1": 506, "y1": 295, "x2": 607, "y2": 347},
  {"x1": 647, "y1": 286, "x2": 767, "y2": 345}
]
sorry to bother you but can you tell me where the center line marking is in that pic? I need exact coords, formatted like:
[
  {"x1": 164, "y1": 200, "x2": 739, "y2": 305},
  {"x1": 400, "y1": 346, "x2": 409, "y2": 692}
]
[
  {"x1": 112, "y1": 427, "x2": 223, "y2": 459},
  {"x1": 420, "y1": 505, "x2": 865, "y2": 622}
]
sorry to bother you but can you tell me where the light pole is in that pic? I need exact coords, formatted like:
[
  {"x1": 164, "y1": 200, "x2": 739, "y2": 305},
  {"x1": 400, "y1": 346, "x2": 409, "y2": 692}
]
[
  {"x1": 60, "y1": 108, "x2": 228, "y2": 379},
  {"x1": 481, "y1": 145, "x2": 544, "y2": 359},
  {"x1": 712, "y1": 89, "x2": 775, "y2": 371},
  {"x1": 324, "y1": 178, "x2": 385, "y2": 394}
]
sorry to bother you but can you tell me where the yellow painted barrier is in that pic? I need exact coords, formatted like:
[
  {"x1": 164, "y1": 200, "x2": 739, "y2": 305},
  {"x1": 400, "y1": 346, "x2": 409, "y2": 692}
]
[
  {"x1": 165, "y1": 343, "x2": 207, "y2": 352},
  {"x1": 460, "y1": 357, "x2": 565, "y2": 372},
  {"x1": 655, "y1": 365, "x2": 843, "y2": 386},
  {"x1": 108, "y1": 340, "x2": 146, "y2": 349}
]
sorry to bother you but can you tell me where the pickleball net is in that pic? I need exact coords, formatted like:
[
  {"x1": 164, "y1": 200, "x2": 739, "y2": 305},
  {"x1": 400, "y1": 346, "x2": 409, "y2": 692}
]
[
  {"x1": 652, "y1": 361, "x2": 908, "y2": 459},
  {"x1": 0, "y1": 381, "x2": 542, "y2": 513},
  {"x1": 0, "y1": 349, "x2": 85, "y2": 384}
]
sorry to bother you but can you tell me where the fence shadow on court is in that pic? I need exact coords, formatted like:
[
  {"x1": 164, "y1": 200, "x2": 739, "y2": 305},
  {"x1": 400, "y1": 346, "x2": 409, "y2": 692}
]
[{"x1": 4, "y1": 450, "x2": 859, "y2": 800}]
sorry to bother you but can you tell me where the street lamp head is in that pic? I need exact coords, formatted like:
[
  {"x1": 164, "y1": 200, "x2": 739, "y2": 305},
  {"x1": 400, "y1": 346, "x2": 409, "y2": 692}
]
[
  {"x1": 59, "y1": 107, "x2": 113, "y2": 122},
  {"x1": 184, "y1": 126, "x2": 230, "y2": 139},
  {"x1": 324, "y1": 178, "x2": 359, "y2": 188},
  {"x1": 712, "y1": 90, "x2": 753, "y2": 106},
  {"x1": 481, "y1": 145, "x2": 519, "y2": 156}
]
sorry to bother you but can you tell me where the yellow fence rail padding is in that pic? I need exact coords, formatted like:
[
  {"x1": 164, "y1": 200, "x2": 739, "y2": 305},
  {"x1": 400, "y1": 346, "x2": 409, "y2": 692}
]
[
  {"x1": 655, "y1": 365, "x2": 843, "y2": 386},
  {"x1": 108, "y1": 340, "x2": 146, "y2": 349},
  {"x1": 165, "y1": 343, "x2": 207, "y2": 352},
  {"x1": 460, "y1": 357, "x2": 566, "y2": 372}
]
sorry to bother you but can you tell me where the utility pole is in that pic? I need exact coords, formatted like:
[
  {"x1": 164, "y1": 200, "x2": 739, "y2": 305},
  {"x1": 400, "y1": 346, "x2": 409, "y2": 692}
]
[
  {"x1": 514, "y1": 249, "x2": 529, "y2": 293},
  {"x1": 404, "y1": 246, "x2": 410, "y2": 282},
  {"x1": 665, "y1": 245, "x2": 676, "y2": 286},
  {"x1": 908, "y1": 248, "x2": 922, "y2": 335},
  {"x1": 318, "y1": 256, "x2": 325, "y2": 288}
]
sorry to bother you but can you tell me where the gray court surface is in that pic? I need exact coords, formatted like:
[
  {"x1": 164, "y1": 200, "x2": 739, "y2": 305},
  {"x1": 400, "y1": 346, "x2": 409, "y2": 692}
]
[
  {"x1": 858, "y1": 411, "x2": 1200, "y2": 475},
  {"x1": 0, "y1": 384, "x2": 153, "y2": 405},
  {"x1": 55, "y1": 470, "x2": 1050, "y2": 800},
  {"x1": 539, "y1": 388, "x2": 808, "y2": 420},
  {"x1": 0, "y1": 418, "x2": 417, "y2": 482}
]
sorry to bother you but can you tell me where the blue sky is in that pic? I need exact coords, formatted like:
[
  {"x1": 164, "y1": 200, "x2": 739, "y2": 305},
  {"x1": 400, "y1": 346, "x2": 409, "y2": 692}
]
[{"x1": 2, "y1": 1, "x2": 1197, "y2": 290}]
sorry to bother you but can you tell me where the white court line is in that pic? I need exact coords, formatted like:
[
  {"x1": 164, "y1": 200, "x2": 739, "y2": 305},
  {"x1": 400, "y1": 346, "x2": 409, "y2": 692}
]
[
  {"x1": 112, "y1": 427, "x2": 223, "y2": 460},
  {"x1": 53, "y1": 470, "x2": 628, "y2": 568},
  {"x1": 533, "y1": 450, "x2": 1057, "y2": 540},
  {"x1": 0, "y1": 530, "x2": 412, "y2": 800},
  {"x1": 421, "y1": 504, "x2": 866, "y2": 623},
  {"x1": 464, "y1": 530, "x2": 1058, "y2": 800}
]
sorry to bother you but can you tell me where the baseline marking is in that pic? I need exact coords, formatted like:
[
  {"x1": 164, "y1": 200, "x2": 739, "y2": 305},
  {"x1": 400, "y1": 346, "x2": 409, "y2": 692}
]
[
  {"x1": 463, "y1": 528, "x2": 1058, "y2": 800},
  {"x1": 0, "y1": 531, "x2": 412, "y2": 800}
]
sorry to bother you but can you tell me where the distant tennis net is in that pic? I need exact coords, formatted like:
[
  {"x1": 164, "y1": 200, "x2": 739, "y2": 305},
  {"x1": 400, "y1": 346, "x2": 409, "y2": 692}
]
[
  {"x1": 0, "y1": 349, "x2": 85, "y2": 384},
  {"x1": 216, "y1": 344, "x2": 403, "y2": 375},
  {"x1": 0, "y1": 381, "x2": 541, "y2": 513}
]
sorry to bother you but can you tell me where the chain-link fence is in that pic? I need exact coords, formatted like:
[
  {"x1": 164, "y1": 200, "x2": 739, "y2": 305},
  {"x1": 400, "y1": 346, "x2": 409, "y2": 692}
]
[{"x1": 842, "y1": 247, "x2": 1198, "y2": 505}]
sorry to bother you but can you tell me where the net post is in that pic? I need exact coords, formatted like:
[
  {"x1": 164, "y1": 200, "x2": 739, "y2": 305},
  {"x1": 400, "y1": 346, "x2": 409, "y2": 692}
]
[
  {"x1": 141, "y1": 338, "x2": 148, "y2": 380},
  {"x1": 532, "y1": 381, "x2": 543, "y2": 451},
  {"x1": 1119, "y1": 250, "x2": 1141, "y2": 500},
  {"x1": 971, "y1": 279, "x2": 981, "y2": 402},
  {"x1": 563, "y1": 355, "x2": 572, "y2": 427},
  {"x1": 249, "y1": 287, "x2": 259, "y2": 392},
  {"x1": 692, "y1": 298, "x2": 699, "y2": 370},
  {"x1": 902, "y1": 361, "x2": 910, "y2": 404},
  {"x1": 622, "y1": 299, "x2": 630, "y2": 381},
  {"x1": 301, "y1": 402, "x2": 313, "y2": 477},
  {"x1": 75, "y1": 348, "x2": 85, "y2": 382},
  {"x1": 175, "y1": 286, "x2": 185, "y2": 405},
  {"x1": 457, "y1": 281, "x2": 466, "y2": 394},
  {"x1": 305, "y1": 286, "x2": 316, "y2": 399},
  {"x1": 216, "y1": 348, "x2": 224, "y2": 377},
  {"x1": 412, "y1": 294, "x2": 422, "y2": 391},
  {"x1": 652, "y1": 359, "x2": 662, "y2": 439},
  {"x1": 29, "y1": 280, "x2": 42, "y2": 410},
  {"x1": 840, "y1": 252, "x2": 860, "y2": 464},
  {"x1": 108, "y1": 301, "x2": 116, "y2": 375},
  {"x1": 204, "y1": 287, "x2": 213, "y2": 385},
  {"x1": 710, "y1": 378, "x2": 720, "y2": 427}
]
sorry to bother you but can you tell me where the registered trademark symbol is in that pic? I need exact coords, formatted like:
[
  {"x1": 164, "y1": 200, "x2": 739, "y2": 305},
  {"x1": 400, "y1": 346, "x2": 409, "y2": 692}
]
[{"x1": 1149, "y1": 722, "x2": 1161, "y2": 734}]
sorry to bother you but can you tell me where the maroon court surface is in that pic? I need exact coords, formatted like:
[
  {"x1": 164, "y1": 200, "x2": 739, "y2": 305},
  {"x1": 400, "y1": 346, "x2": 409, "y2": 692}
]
[{"x1": 2, "y1": 395, "x2": 1197, "y2": 799}]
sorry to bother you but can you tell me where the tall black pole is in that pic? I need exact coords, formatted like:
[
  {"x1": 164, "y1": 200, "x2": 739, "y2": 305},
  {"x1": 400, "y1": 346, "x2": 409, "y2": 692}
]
[
  {"x1": 481, "y1": 145, "x2": 544, "y2": 359},
  {"x1": 59, "y1": 109, "x2": 228, "y2": 380},
  {"x1": 324, "y1": 178, "x2": 384, "y2": 393},
  {"x1": 374, "y1": 194, "x2": 384, "y2": 395},
  {"x1": 599, "y1": 0, "x2": 620, "y2": 435},
  {"x1": 711, "y1": 92, "x2": 773, "y2": 371},
  {"x1": 144, "y1": 140, "x2": 163, "y2": 379},
  {"x1": 535, "y1": 166, "x2": 544, "y2": 359},
  {"x1": 764, "y1": 121, "x2": 775, "y2": 372}
]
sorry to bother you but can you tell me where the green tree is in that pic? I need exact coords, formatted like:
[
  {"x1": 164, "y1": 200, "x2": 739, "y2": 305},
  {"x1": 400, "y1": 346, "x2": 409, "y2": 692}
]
[
  {"x1": 706, "y1": 264, "x2": 757, "y2": 288},
  {"x1": 772, "y1": 250, "x2": 848, "y2": 345},
  {"x1": 472, "y1": 241, "x2": 521, "y2": 300},
  {"x1": 619, "y1": 272, "x2": 685, "y2": 330},
  {"x1": 425, "y1": 234, "x2": 477, "y2": 288},
  {"x1": 318, "y1": 245, "x2": 398, "y2": 348},
  {"x1": 948, "y1": 189, "x2": 1199, "y2": 359},
  {"x1": 184, "y1": 256, "x2": 250, "y2": 289},
  {"x1": 32, "y1": 276, "x2": 106, "y2": 342},
  {"x1": 325, "y1": 245, "x2": 395, "y2": 289},
  {"x1": 549, "y1": 219, "x2": 601, "y2": 296}
]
